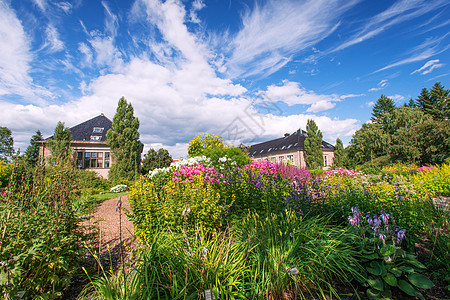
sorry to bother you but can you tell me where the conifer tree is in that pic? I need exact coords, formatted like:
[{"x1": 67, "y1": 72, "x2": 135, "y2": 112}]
[
  {"x1": 107, "y1": 97, "x2": 142, "y2": 182},
  {"x1": 333, "y1": 138, "x2": 345, "y2": 167},
  {"x1": 371, "y1": 95, "x2": 395, "y2": 124},
  {"x1": 304, "y1": 119, "x2": 323, "y2": 170},
  {"x1": 25, "y1": 130, "x2": 43, "y2": 166},
  {"x1": 47, "y1": 122, "x2": 72, "y2": 164}
]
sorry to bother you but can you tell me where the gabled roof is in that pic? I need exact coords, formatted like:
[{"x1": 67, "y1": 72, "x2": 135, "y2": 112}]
[
  {"x1": 69, "y1": 114, "x2": 112, "y2": 142},
  {"x1": 248, "y1": 129, "x2": 335, "y2": 157}
]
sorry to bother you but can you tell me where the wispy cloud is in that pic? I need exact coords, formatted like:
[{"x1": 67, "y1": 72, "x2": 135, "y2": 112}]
[
  {"x1": 369, "y1": 79, "x2": 388, "y2": 92},
  {"x1": 411, "y1": 59, "x2": 444, "y2": 75},
  {"x1": 102, "y1": 1, "x2": 119, "y2": 38},
  {"x1": 373, "y1": 35, "x2": 450, "y2": 73},
  {"x1": 43, "y1": 25, "x2": 64, "y2": 52},
  {"x1": 330, "y1": 0, "x2": 450, "y2": 53},
  {"x1": 226, "y1": 0, "x2": 358, "y2": 78},
  {"x1": 32, "y1": 0, "x2": 47, "y2": 12},
  {"x1": 388, "y1": 94, "x2": 405, "y2": 103},
  {"x1": 189, "y1": 0, "x2": 205, "y2": 24}
]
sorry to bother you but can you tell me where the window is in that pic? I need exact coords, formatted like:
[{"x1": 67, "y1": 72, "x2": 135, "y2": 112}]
[
  {"x1": 323, "y1": 155, "x2": 328, "y2": 167},
  {"x1": 76, "y1": 152, "x2": 83, "y2": 169},
  {"x1": 90, "y1": 135, "x2": 101, "y2": 141},
  {"x1": 83, "y1": 152, "x2": 109, "y2": 169},
  {"x1": 270, "y1": 157, "x2": 276, "y2": 162},
  {"x1": 278, "y1": 156, "x2": 284, "y2": 162},
  {"x1": 287, "y1": 155, "x2": 294, "y2": 163},
  {"x1": 93, "y1": 127, "x2": 104, "y2": 133}
]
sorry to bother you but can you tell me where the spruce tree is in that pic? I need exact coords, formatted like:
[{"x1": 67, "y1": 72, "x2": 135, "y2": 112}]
[
  {"x1": 371, "y1": 95, "x2": 395, "y2": 124},
  {"x1": 47, "y1": 122, "x2": 72, "y2": 164},
  {"x1": 107, "y1": 97, "x2": 141, "y2": 182},
  {"x1": 304, "y1": 119, "x2": 323, "y2": 170},
  {"x1": 25, "y1": 130, "x2": 43, "y2": 166},
  {"x1": 333, "y1": 138, "x2": 345, "y2": 167}
]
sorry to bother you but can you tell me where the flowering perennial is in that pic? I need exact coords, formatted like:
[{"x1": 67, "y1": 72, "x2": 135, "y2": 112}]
[
  {"x1": 172, "y1": 164, "x2": 224, "y2": 184},
  {"x1": 323, "y1": 168, "x2": 358, "y2": 176}
]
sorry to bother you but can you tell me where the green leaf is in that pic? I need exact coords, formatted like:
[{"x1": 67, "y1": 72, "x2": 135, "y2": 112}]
[
  {"x1": 380, "y1": 245, "x2": 395, "y2": 256},
  {"x1": 398, "y1": 280, "x2": 417, "y2": 296},
  {"x1": 370, "y1": 261, "x2": 382, "y2": 275},
  {"x1": 366, "y1": 288, "x2": 381, "y2": 300},
  {"x1": 382, "y1": 273, "x2": 397, "y2": 286},
  {"x1": 368, "y1": 277, "x2": 384, "y2": 291},
  {"x1": 390, "y1": 268, "x2": 402, "y2": 277},
  {"x1": 407, "y1": 259, "x2": 426, "y2": 269},
  {"x1": 399, "y1": 265, "x2": 414, "y2": 273},
  {"x1": 408, "y1": 273, "x2": 434, "y2": 289}
]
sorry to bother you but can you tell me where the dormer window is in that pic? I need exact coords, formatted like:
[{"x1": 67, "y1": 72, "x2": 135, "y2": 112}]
[
  {"x1": 93, "y1": 127, "x2": 104, "y2": 133},
  {"x1": 90, "y1": 135, "x2": 101, "y2": 141}
]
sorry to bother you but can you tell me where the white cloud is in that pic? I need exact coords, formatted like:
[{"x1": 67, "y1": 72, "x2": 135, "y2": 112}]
[
  {"x1": 44, "y1": 25, "x2": 64, "y2": 52},
  {"x1": 1, "y1": 0, "x2": 360, "y2": 159},
  {"x1": 388, "y1": 94, "x2": 405, "y2": 103},
  {"x1": 226, "y1": 0, "x2": 358, "y2": 77},
  {"x1": 330, "y1": 0, "x2": 450, "y2": 53},
  {"x1": 56, "y1": 2, "x2": 72, "y2": 14},
  {"x1": 373, "y1": 35, "x2": 450, "y2": 73},
  {"x1": 368, "y1": 79, "x2": 388, "y2": 91},
  {"x1": 32, "y1": 0, "x2": 47, "y2": 12},
  {"x1": 102, "y1": 1, "x2": 119, "y2": 38},
  {"x1": 189, "y1": 0, "x2": 205, "y2": 24},
  {"x1": 263, "y1": 80, "x2": 340, "y2": 112},
  {"x1": 367, "y1": 101, "x2": 375, "y2": 107},
  {"x1": 0, "y1": 1, "x2": 50, "y2": 102},
  {"x1": 78, "y1": 42, "x2": 93, "y2": 66},
  {"x1": 411, "y1": 59, "x2": 444, "y2": 75}
]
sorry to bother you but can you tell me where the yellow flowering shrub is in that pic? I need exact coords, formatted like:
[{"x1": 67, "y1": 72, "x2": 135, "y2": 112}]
[
  {"x1": 129, "y1": 175, "x2": 232, "y2": 242},
  {"x1": 411, "y1": 163, "x2": 450, "y2": 197}
]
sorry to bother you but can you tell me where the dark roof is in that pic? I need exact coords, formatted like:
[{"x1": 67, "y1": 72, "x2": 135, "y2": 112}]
[
  {"x1": 69, "y1": 114, "x2": 112, "y2": 142},
  {"x1": 248, "y1": 129, "x2": 335, "y2": 157}
]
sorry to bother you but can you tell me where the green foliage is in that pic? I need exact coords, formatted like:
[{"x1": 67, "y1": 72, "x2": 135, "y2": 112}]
[
  {"x1": 107, "y1": 97, "x2": 142, "y2": 182},
  {"x1": 141, "y1": 148, "x2": 172, "y2": 175},
  {"x1": 187, "y1": 132, "x2": 225, "y2": 157},
  {"x1": 0, "y1": 127, "x2": 14, "y2": 163},
  {"x1": 333, "y1": 138, "x2": 345, "y2": 167},
  {"x1": 348, "y1": 207, "x2": 434, "y2": 300},
  {"x1": 347, "y1": 123, "x2": 390, "y2": 166},
  {"x1": 235, "y1": 211, "x2": 361, "y2": 299},
  {"x1": 416, "y1": 82, "x2": 450, "y2": 120},
  {"x1": 203, "y1": 146, "x2": 251, "y2": 173},
  {"x1": 371, "y1": 95, "x2": 395, "y2": 124},
  {"x1": 0, "y1": 160, "x2": 13, "y2": 188},
  {"x1": 24, "y1": 130, "x2": 43, "y2": 166},
  {"x1": 83, "y1": 226, "x2": 249, "y2": 299},
  {"x1": 0, "y1": 158, "x2": 84, "y2": 299},
  {"x1": 129, "y1": 175, "x2": 229, "y2": 240},
  {"x1": 304, "y1": 119, "x2": 323, "y2": 170},
  {"x1": 47, "y1": 121, "x2": 72, "y2": 164}
]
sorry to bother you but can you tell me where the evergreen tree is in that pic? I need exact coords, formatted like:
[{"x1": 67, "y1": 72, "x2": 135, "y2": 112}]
[
  {"x1": 24, "y1": 130, "x2": 43, "y2": 166},
  {"x1": 47, "y1": 122, "x2": 72, "y2": 164},
  {"x1": 0, "y1": 127, "x2": 14, "y2": 163},
  {"x1": 429, "y1": 82, "x2": 450, "y2": 120},
  {"x1": 107, "y1": 97, "x2": 142, "y2": 182},
  {"x1": 141, "y1": 148, "x2": 172, "y2": 175},
  {"x1": 333, "y1": 138, "x2": 345, "y2": 167},
  {"x1": 304, "y1": 119, "x2": 323, "y2": 170},
  {"x1": 371, "y1": 95, "x2": 395, "y2": 124}
]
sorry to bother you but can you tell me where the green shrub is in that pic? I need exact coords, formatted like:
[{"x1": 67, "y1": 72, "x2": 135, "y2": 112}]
[
  {"x1": 0, "y1": 159, "x2": 84, "y2": 299},
  {"x1": 0, "y1": 161, "x2": 13, "y2": 188}
]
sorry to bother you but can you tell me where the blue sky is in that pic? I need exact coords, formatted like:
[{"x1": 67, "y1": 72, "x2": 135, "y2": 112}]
[{"x1": 0, "y1": 0, "x2": 449, "y2": 158}]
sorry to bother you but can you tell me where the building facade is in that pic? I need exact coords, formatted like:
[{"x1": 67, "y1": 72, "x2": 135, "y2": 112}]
[
  {"x1": 40, "y1": 114, "x2": 114, "y2": 179},
  {"x1": 248, "y1": 129, "x2": 335, "y2": 169}
]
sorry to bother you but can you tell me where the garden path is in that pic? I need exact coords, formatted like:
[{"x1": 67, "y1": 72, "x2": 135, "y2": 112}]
[{"x1": 86, "y1": 194, "x2": 136, "y2": 266}]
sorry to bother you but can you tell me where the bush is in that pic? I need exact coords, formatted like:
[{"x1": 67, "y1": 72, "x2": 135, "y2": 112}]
[
  {"x1": 0, "y1": 161, "x2": 13, "y2": 189},
  {"x1": 0, "y1": 159, "x2": 84, "y2": 299}
]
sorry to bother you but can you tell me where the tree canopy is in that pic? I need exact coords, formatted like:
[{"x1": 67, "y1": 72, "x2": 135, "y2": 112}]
[
  {"x1": 371, "y1": 95, "x2": 395, "y2": 125},
  {"x1": 304, "y1": 119, "x2": 323, "y2": 170},
  {"x1": 187, "y1": 133, "x2": 225, "y2": 157},
  {"x1": 333, "y1": 138, "x2": 344, "y2": 168},
  {"x1": 107, "y1": 97, "x2": 142, "y2": 182},
  {"x1": 0, "y1": 127, "x2": 14, "y2": 163},
  {"x1": 141, "y1": 148, "x2": 172, "y2": 175},
  {"x1": 25, "y1": 130, "x2": 43, "y2": 166},
  {"x1": 47, "y1": 122, "x2": 72, "y2": 164}
]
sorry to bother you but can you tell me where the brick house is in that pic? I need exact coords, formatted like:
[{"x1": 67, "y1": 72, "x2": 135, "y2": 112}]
[
  {"x1": 40, "y1": 114, "x2": 114, "y2": 179},
  {"x1": 248, "y1": 129, "x2": 335, "y2": 169}
]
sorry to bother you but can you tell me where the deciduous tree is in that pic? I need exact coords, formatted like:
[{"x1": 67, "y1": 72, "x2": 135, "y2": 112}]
[
  {"x1": 0, "y1": 127, "x2": 14, "y2": 163},
  {"x1": 333, "y1": 138, "x2": 345, "y2": 167},
  {"x1": 107, "y1": 97, "x2": 142, "y2": 181},
  {"x1": 187, "y1": 133, "x2": 225, "y2": 157}
]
